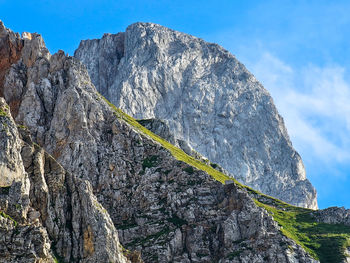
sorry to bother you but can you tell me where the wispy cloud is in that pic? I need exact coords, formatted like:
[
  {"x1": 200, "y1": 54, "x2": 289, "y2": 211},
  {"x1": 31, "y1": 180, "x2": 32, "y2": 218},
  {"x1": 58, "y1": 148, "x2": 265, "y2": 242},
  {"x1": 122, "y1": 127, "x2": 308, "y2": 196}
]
[{"x1": 247, "y1": 52, "x2": 350, "y2": 165}]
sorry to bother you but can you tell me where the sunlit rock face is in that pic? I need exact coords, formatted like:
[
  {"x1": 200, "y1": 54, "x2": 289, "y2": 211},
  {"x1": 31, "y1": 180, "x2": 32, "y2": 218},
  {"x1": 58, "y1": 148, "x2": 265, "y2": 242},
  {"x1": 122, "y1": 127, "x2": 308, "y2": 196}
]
[
  {"x1": 75, "y1": 22, "x2": 317, "y2": 209},
  {"x1": 0, "y1": 20, "x2": 318, "y2": 262},
  {"x1": 0, "y1": 21, "x2": 132, "y2": 263}
]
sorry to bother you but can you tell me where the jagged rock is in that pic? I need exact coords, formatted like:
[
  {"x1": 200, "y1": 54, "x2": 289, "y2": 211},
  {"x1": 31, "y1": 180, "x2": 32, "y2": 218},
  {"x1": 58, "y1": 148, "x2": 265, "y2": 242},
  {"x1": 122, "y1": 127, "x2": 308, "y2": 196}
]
[
  {"x1": 0, "y1": 21, "x2": 318, "y2": 262},
  {"x1": 312, "y1": 206, "x2": 350, "y2": 226},
  {"x1": 1, "y1": 62, "x2": 130, "y2": 262},
  {"x1": 0, "y1": 21, "x2": 24, "y2": 116},
  {"x1": 0, "y1": 97, "x2": 54, "y2": 262},
  {"x1": 0, "y1": 98, "x2": 25, "y2": 187},
  {"x1": 75, "y1": 22, "x2": 317, "y2": 209},
  {"x1": 137, "y1": 118, "x2": 204, "y2": 160}
]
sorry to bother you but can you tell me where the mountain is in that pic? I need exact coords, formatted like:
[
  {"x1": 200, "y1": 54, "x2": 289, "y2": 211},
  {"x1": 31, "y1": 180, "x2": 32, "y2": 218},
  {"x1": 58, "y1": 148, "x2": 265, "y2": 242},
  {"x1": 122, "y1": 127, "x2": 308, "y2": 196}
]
[
  {"x1": 1, "y1": 20, "x2": 350, "y2": 262},
  {"x1": 74, "y1": 22, "x2": 317, "y2": 209}
]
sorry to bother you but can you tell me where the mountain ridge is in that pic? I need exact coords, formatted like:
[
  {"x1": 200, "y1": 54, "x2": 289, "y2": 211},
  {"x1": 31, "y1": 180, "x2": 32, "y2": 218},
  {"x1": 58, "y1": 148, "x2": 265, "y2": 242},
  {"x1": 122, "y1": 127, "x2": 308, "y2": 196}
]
[
  {"x1": 1, "y1": 20, "x2": 350, "y2": 262},
  {"x1": 75, "y1": 22, "x2": 317, "y2": 209}
]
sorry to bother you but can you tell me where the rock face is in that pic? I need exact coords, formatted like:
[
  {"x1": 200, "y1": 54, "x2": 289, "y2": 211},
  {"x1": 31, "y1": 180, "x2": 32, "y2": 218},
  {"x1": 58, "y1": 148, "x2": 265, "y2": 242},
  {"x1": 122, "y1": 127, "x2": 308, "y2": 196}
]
[
  {"x1": 0, "y1": 21, "x2": 319, "y2": 262},
  {"x1": 75, "y1": 22, "x2": 317, "y2": 209},
  {"x1": 312, "y1": 207, "x2": 350, "y2": 226},
  {"x1": 0, "y1": 27, "x2": 130, "y2": 262}
]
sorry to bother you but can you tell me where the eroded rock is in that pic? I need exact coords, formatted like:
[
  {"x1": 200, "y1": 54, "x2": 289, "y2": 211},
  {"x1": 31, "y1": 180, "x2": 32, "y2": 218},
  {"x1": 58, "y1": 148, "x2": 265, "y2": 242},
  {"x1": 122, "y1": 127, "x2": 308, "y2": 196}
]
[{"x1": 75, "y1": 22, "x2": 317, "y2": 209}]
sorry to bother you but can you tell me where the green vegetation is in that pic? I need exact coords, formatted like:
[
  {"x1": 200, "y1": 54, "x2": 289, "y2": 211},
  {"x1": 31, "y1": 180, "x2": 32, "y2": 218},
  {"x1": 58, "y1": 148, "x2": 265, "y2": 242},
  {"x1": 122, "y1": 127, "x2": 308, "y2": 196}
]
[
  {"x1": 99, "y1": 94, "x2": 232, "y2": 184},
  {"x1": 126, "y1": 226, "x2": 171, "y2": 247},
  {"x1": 254, "y1": 198, "x2": 350, "y2": 262},
  {"x1": 210, "y1": 162, "x2": 218, "y2": 169},
  {"x1": 116, "y1": 220, "x2": 138, "y2": 230},
  {"x1": 0, "y1": 186, "x2": 10, "y2": 195},
  {"x1": 183, "y1": 166, "x2": 194, "y2": 174},
  {"x1": 227, "y1": 250, "x2": 242, "y2": 260},
  {"x1": 167, "y1": 214, "x2": 188, "y2": 227},
  {"x1": 142, "y1": 155, "x2": 160, "y2": 170},
  {"x1": 120, "y1": 243, "x2": 142, "y2": 262},
  {"x1": 52, "y1": 247, "x2": 65, "y2": 263},
  {"x1": 0, "y1": 108, "x2": 8, "y2": 117},
  {"x1": 16, "y1": 124, "x2": 27, "y2": 130},
  {"x1": 99, "y1": 93, "x2": 350, "y2": 262},
  {"x1": 0, "y1": 211, "x2": 18, "y2": 227}
]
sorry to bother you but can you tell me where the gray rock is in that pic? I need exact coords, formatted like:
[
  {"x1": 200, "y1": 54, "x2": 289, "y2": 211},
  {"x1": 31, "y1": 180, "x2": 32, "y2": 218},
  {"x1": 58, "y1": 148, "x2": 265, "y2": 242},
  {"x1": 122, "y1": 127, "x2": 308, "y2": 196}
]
[
  {"x1": 0, "y1": 25, "x2": 130, "y2": 261},
  {"x1": 1, "y1": 20, "x2": 318, "y2": 262},
  {"x1": 75, "y1": 22, "x2": 317, "y2": 209},
  {"x1": 312, "y1": 206, "x2": 350, "y2": 226}
]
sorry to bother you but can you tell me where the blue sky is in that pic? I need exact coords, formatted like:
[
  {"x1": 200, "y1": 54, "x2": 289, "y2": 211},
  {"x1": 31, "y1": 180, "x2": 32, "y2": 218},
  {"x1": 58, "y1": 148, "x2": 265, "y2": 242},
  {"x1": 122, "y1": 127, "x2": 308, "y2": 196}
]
[{"x1": 1, "y1": 0, "x2": 350, "y2": 209}]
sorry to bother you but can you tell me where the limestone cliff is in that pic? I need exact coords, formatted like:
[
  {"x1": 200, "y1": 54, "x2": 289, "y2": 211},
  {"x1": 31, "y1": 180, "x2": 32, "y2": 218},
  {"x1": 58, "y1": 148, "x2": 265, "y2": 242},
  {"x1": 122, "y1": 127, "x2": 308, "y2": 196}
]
[
  {"x1": 75, "y1": 22, "x2": 317, "y2": 209},
  {"x1": 0, "y1": 98, "x2": 130, "y2": 263},
  {"x1": 0, "y1": 21, "x2": 321, "y2": 262}
]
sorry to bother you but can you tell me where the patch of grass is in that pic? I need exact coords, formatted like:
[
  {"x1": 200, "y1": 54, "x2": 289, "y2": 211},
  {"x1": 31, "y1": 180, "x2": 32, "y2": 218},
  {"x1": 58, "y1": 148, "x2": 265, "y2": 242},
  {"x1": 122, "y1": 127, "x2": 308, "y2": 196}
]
[
  {"x1": 120, "y1": 244, "x2": 142, "y2": 262},
  {"x1": 227, "y1": 250, "x2": 242, "y2": 259},
  {"x1": 116, "y1": 220, "x2": 138, "y2": 230},
  {"x1": 0, "y1": 211, "x2": 18, "y2": 227},
  {"x1": 52, "y1": 246, "x2": 65, "y2": 263},
  {"x1": 126, "y1": 226, "x2": 171, "y2": 247},
  {"x1": 0, "y1": 108, "x2": 8, "y2": 117},
  {"x1": 93, "y1": 200, "x2": 108, "y2": 214},
  {"x1": 255, "y1": 199, "x2": 350, "y2": 262},
  {"x1": 142, "y1": 155, "x2": 160, "y2": 170},
  {"x1": 16, "y1": 124, "x2": 27, "y2": 130},
  {"x1": 183, "y1": 166, "x2": 194, "y2": 174},
  {"x1": 167, "y1": 214, "x2": 187, "y2": 227},
  {"x1": 196, "y1": 252, "x2": 209, "y2": 258},
  {"x1": 210, "y1": 162, "x2": 218, "y2": 169}
]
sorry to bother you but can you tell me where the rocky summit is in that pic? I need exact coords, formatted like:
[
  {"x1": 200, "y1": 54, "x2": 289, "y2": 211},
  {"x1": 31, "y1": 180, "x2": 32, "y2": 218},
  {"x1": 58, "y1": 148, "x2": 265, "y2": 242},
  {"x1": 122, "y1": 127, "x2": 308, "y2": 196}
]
[
  {"x1": 75, "y1": 22, "x2": 317, "y2": 209},
  {"x1": 0, "y1": 20, "x2": 350, "y2": 263}
]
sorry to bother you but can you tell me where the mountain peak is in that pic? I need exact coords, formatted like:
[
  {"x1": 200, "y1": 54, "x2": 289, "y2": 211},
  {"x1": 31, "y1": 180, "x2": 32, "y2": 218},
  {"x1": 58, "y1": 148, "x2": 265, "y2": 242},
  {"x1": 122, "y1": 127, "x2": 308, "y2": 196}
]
[{"x1": 75, "y1": 23, "x2": 318, "y2": 209}]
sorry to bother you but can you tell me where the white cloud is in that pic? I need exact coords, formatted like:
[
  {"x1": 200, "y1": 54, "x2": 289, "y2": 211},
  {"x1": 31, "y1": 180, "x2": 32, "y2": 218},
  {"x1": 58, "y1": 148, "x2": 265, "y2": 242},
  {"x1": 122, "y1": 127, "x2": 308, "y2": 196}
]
[{"x1": 247, "y1": 52, "x2": 350, "y2": 164}]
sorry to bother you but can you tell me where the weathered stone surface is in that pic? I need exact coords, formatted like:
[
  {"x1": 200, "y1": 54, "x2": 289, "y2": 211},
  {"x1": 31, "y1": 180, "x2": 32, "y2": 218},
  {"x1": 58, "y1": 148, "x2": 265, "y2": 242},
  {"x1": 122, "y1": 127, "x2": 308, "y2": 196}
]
[
  {"x1": 0, "y1": 97, "x2": 54, "y2": 262},
  {"x1": 0, "y1": 21, "x2": 24, "y2": 118},
  {"x1": 0, "y1": 22, "x2": 318, "y2": 262},
  {"x1": 0, "y1": 26, "x2": 130, "y2": 261},
  {"x1": 0, "y1": 98, "x2": 25, "y2": 187},
  {"x1": 0, "y1": 108, "x2": 130, "y2": 263},
  {"x1": 75, "y1": 22, "x2": 317, "y2": 209},
  {"x1": 137, "y1": 118, "x2": 206, "y2": 162},
  {"x1": 312, "y1": 206, "x2": 350, "y2": 226}
]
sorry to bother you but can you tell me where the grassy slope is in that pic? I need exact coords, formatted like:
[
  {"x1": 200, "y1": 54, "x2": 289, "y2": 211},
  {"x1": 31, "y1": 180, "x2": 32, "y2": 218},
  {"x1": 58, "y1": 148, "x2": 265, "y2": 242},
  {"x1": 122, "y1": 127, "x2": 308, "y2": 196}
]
[
  {"x1": 250, "y1": 190, "x2": 350, "y2": 263},
  {"x1": 100, "y1": 94, "x2": 350, "y2": 263}
]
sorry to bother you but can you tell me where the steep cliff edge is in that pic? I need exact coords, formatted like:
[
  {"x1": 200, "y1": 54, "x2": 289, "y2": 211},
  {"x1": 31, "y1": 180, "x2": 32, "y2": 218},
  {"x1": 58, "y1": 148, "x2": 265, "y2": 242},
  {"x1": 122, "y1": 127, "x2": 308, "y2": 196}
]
[
  {"x1": 0, "y1": 20, "x2": 323, "y2": 262},
  {"x1": 0, "y1": 98, "x2": 131, "y2": 262},
  {"x1": 74, "y1": 22, "x2": 317, "y2": 209},
  {"x1": 2, "y1": 20, "x2": 350, "y2": 262}
]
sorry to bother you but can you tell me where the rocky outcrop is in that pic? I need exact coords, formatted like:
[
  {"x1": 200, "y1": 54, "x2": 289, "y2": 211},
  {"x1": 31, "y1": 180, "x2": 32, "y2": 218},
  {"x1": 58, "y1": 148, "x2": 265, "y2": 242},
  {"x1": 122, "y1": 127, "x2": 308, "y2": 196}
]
[
  {"x1": 137, "y1": 118, "x2": 208, "y2": 162},
  {"x1": 0, "y1": 97, "x2": 53, "y2": 263},
  {"x1": 0, "y1": 21, "x2": 23, "y2": 117},
  {"x1": 75, "y1": 22, "x2": 317, "y2": 209},
  {"x1": 1, "y1": 96, "x2": 130, "y2": 261},
  {"x1": 312, "y1": 207, "x2": 350, "y2": 226},
  {"x1": 0, "y1": 21, "x2": 319, "y2": 262}
]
